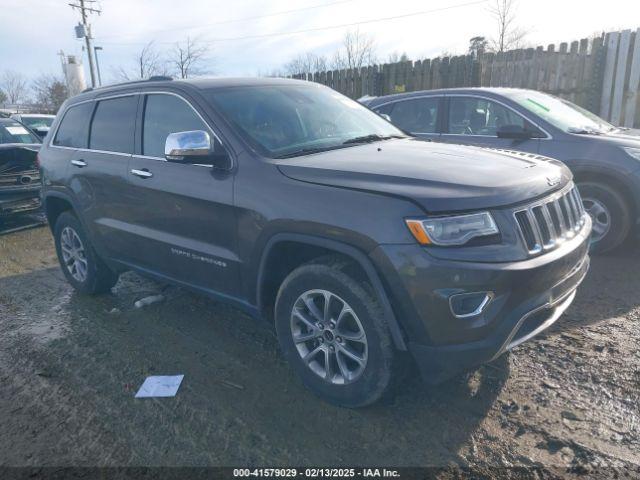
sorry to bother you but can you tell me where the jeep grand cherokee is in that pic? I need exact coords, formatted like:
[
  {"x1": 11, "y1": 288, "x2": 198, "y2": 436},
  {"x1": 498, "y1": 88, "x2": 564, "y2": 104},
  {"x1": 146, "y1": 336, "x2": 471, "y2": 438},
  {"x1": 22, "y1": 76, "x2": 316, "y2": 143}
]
[{"x1": 39, "y1": 77, "x2": 591, "y2": 407}]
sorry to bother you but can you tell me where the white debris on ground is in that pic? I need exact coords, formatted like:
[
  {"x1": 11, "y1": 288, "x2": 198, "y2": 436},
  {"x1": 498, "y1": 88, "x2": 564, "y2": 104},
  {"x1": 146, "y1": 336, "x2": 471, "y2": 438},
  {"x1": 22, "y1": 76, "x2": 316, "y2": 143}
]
[{"x1": 134, "y1": 294, "x2": 165, "y2": 309}]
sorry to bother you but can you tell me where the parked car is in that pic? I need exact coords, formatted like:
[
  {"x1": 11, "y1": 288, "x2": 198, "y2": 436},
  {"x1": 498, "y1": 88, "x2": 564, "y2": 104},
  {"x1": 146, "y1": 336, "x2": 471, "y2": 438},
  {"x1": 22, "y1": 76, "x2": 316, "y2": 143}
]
[
  {"x1": 39, "y1": 78, "x2": 591, "y2": 407},
  {"x1": 362, "y1": 88, "x2": 640, "y2": 253},
  {"x1": 0, "y1": 117, "x2": 42, "y2": 218},
  {"x1": 11, "y1": 113, "x2": 56, "y2": 139}
]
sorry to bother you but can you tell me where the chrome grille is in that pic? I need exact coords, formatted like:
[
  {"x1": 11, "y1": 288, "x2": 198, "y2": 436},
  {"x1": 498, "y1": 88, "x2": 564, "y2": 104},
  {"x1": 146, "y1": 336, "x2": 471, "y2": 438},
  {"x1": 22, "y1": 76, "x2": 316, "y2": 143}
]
[
  {"x1": 514, "y1": 186, "x2": 586, "y2": 254},
  {"x1": 0, "y1": 169, "x2": 40, "y2": 187}
]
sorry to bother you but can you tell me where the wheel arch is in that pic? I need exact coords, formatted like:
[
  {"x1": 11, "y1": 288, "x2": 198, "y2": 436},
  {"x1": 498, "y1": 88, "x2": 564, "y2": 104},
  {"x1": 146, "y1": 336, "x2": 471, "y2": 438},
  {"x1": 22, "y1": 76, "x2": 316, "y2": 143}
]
[
  {"x1": 572, "y1": 166, "x2": 637, "y2": 220},
  {"x1": 256, "y1": 233, "x2": 407, "y2": 351},
  {"x1": 43, "y1": 191, "x2": 76, "y2": 231}
]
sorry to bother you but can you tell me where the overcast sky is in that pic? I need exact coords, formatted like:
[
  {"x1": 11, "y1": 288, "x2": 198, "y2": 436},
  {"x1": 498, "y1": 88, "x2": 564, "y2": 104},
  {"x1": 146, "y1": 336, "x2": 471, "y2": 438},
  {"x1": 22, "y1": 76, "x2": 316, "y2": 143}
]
[{"x1": 2, "y1": 0, "x2": 639, "y2": 85}]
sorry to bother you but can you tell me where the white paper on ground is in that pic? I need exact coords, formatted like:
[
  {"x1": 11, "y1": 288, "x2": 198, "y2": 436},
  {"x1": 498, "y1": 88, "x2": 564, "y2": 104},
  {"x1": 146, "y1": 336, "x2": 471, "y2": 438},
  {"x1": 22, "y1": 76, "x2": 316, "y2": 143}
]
[{"x1": 135, "y1": 375, "x2": 184, "y2": 398}]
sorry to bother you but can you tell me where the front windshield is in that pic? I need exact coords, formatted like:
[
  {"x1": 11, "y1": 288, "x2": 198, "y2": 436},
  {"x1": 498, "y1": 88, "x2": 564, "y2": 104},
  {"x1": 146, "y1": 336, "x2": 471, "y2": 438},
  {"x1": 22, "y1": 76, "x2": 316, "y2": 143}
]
[
  {"x1": 21, "y1": 116, "x2": 54, "y2": 129},
  {"x1": 504, "y1": 90, "x2": 614, "y2": 134},
  {"x1": 206, "y1": 84, "x2": 405, "y2": 158},
  {"x1": 0, "y1": 121, "x2": 41, "y2": 144}
]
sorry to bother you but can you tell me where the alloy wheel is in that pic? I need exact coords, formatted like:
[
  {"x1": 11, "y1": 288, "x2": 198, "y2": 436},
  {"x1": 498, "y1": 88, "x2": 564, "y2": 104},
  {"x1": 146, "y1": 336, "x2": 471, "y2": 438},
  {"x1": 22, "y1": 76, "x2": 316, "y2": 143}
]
[
  {"x1": 290, "y1": 289, "x2": 368, "y2": 385},
  {"x1": 582, "y1": 196, "x2": 611, "y2": 243},
  {"x1": 60, "y1": 226, "x2": 88, "y2": 283}
]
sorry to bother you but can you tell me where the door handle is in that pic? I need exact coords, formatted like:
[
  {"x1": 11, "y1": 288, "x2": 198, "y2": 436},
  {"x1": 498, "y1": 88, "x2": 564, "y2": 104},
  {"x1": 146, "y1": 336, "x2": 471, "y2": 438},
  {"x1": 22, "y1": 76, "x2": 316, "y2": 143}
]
[
  {"x1": 71, "y1": 159, "x2": 87, "y2": 168},
  {"x1": 131, "y1": 168, "x2": 153, "y2": 179}
]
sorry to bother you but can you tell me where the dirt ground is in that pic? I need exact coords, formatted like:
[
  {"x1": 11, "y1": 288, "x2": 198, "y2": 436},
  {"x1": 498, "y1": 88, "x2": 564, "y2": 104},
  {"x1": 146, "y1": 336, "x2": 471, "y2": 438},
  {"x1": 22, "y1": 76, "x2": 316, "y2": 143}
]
[{"x1": 0, "y1": 224, "x2": 638, "y2": 478}]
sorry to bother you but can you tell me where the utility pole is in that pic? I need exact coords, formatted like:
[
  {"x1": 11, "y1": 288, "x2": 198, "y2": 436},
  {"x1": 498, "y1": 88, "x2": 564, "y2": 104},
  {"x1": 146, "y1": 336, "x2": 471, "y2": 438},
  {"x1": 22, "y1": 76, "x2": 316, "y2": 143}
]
[{"x1": 69, "y1": 0, "x2": 101, "y2": 88}]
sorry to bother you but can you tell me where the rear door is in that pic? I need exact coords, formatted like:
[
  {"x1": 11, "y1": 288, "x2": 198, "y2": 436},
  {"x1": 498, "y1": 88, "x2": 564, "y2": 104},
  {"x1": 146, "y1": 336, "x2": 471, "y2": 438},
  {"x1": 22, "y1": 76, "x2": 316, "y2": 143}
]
[
  {"x1": 373, "y1": 96, "x2": 442, "y2": 141},
  {"x1": 123, "y1": 91, "x2": 239, "y2": 296},
  {"x1": 439, "y1": 95, "x2": 543, "y2": 153},
  {"x1": 61, "y1": 94, "x2": 139, "y2": 258}
]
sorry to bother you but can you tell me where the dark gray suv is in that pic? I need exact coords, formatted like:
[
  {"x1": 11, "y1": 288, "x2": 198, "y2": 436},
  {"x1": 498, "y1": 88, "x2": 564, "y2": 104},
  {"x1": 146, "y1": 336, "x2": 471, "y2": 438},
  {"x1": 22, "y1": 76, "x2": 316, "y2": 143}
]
[
  {"x1": 39, "y1": 78, "x2": 591, "y2": 407},
  {"x1": 363, "y1": 88, "x2": 640, "y2": 253}
]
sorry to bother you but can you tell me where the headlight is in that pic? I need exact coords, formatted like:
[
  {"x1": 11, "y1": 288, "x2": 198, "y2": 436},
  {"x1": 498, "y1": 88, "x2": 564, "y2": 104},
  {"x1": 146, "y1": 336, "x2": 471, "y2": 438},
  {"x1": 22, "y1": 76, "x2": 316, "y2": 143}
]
[
  {"x1": 405, "y1": 212, "x2": 499, "y2": 246},
  {"x1": 622, "y1": 147, "x2": 640, "y2": 161}
]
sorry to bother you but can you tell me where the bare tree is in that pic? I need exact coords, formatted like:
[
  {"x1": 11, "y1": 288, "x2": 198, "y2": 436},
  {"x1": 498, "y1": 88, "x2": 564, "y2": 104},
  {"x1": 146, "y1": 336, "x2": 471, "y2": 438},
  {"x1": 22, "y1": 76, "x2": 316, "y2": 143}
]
[
  {"x1": 0, "y1": 89, "x2": 7, "y2": 106},
  {"x1": 168, "y1": 37, "x2": 211, "y2": 79},
  {"x1": 114, "y1": 42, "x2": 168, "y2": 81},
  {"x1": 386, "y1": 51, "x2": 410, "y2": 64},
  {"x1": 1, "y1": 70, "x2": 29, "y2": 104},
  {"x1": 331, "y1": 29, "x2": 377, "y2": 70},
  {"x1": 488, "y1": 0, "x2": 528, "y2": 53},
  {"x1": 283, "y1": 52, "x2": 328, "y2": 76},
  {"x1": 32, "y1": 74, "x2": 69, "y2": 113}
]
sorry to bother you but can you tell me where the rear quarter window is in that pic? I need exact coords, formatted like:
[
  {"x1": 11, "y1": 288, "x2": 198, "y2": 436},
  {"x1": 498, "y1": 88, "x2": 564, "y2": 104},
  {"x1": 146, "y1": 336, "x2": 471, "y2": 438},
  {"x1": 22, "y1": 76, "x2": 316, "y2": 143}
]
[{"x1": 53, "y1": 102, "x2": 94, "y2": 148}]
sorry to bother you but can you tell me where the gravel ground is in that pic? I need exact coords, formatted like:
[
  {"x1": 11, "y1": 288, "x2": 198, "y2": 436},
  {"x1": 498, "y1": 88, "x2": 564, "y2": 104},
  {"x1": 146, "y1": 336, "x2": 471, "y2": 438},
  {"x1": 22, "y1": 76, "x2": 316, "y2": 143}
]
[{"x1": 0, "y1": 225, "x2": 638, "y2": 478}]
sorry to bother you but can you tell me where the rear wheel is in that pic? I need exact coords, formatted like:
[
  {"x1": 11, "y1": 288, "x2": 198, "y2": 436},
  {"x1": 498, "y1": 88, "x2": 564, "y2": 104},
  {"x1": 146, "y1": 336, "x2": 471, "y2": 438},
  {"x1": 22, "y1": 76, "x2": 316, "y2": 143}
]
[
  {"x1": 578, "y1": 182, "x2": 631, "y2": 254},
  {"x1": 275, "y1": 257, "x2": 396, "y2": 407},
  {"x1": 54, "y1": 211, "x2": 119, "y2": 294}
]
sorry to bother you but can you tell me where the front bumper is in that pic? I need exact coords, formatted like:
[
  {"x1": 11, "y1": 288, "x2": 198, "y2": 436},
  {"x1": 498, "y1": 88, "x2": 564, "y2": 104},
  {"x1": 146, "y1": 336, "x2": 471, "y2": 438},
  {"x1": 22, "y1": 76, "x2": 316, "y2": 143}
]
[{"x1": 371, "y1": 218, "x2": 591, "y2": 383}]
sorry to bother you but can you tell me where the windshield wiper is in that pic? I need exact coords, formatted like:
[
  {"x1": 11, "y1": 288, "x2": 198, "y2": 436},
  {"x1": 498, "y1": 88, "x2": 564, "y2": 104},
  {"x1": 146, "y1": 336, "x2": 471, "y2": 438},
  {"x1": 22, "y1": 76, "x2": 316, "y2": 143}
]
[
  {"x1": 275, "y1": 145, "x2": 348, "y2": 159},
  {"x1": 342, "y1": 134, "x2": 404, "y2": 145},
  {"x1": 567, "y1": 127, "x2": 603, "y2": 135},
  {"x1": 275, "y1": 135, "x2": 406, "y2": 158}
]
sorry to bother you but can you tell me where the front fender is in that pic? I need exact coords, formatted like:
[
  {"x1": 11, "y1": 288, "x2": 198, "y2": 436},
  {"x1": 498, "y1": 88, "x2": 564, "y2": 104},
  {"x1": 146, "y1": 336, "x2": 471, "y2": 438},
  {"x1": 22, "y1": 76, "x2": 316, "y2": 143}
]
[{"x1": 255, "y1": 232, "x2": 408, "y2": 350}]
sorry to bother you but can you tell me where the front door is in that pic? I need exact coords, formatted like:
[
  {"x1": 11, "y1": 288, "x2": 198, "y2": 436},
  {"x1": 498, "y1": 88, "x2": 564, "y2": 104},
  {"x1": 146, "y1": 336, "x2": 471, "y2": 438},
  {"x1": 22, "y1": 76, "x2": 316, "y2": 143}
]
[
  {"x1": 439, "y1": 95, "x2": 542, "y2": 154},
  {"x1": 123, "y1": 92, "x2": 239, "y2": 296}
]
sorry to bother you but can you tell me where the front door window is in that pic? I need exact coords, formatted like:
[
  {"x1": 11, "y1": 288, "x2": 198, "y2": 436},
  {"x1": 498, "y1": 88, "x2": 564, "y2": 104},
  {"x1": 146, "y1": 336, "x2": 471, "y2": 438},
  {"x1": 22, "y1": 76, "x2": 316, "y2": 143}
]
[{"x1": 447, "y1": 97, "x2": 526, "y2": 136}]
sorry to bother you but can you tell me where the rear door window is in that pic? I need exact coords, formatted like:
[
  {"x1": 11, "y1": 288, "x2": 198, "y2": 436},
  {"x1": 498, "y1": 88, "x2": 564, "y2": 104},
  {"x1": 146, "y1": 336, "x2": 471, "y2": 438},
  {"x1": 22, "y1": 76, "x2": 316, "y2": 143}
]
[
  {"x1": 89, "y1": 96, "x2": 138, "y2": 153},
  {"x1": 386, "y1": 97, "x2": 439, "y2": 134},
  {"x1": 53, "y1": 102, "x2": 94, "y2": 148},
  {"x1": 142, "y1": 93, "x2": 209, "y2": 158}
]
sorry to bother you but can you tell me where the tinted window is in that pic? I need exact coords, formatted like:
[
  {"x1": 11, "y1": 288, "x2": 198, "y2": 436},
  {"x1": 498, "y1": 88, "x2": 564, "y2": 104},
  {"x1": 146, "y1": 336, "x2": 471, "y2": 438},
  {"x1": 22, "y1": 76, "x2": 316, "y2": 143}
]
[
  {"x1": 53, "y1": 103, "x2": 94, "y2": 148},
  {"x1": 373, "y1": 103, "x2": 394, "y2": 116},
  {"x1": 388, "y1": 97, "x2": 439, "y2": 133},
  {"x1": 142, "y1": 94, "x2": 208, "y2": 158},
  {"x1": 89, "y1": 96, "x2": 137, "y2": 153},
  {"x1": 448, "y1": 97, "x2": 525, "y2": 136}
]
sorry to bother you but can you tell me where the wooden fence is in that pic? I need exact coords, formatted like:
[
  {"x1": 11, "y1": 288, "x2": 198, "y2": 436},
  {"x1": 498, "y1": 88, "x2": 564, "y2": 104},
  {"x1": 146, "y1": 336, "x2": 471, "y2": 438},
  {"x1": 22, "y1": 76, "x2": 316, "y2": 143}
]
[{"x1": 291, "y1": 28, "x2": 640, "y2": 128}]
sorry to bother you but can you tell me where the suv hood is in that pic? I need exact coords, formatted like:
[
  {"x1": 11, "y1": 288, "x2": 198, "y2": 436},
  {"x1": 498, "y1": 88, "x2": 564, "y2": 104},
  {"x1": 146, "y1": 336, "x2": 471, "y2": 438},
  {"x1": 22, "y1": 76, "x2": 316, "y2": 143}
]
[
  {"x1": 276, "y1": 139, "x2": 571, "y2": 213},
  {"x1": 591, "y1": 128, "x2": 640, "y2": 148}
]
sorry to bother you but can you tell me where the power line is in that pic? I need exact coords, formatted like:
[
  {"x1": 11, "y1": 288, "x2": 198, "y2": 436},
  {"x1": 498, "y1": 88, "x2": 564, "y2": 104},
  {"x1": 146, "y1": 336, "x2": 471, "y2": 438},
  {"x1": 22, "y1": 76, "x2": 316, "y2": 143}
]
[
  {"x1": 96, "y1": 0, "x2": 355, "y2": 40},
  {"x1": 97, "y1": 0, "x2": 488, "y2": 46}
]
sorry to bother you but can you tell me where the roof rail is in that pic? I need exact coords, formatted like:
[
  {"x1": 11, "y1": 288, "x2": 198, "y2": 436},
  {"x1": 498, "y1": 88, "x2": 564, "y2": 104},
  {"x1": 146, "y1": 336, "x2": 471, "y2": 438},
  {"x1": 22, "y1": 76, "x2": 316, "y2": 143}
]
[{"x1": 78, "y1": 76, "x2": 174, "y2": 95}]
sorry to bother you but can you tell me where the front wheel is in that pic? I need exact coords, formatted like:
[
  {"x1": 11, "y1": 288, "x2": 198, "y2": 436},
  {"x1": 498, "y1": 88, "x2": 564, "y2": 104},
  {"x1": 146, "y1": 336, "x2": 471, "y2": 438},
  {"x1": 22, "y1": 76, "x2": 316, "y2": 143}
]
[
  {"x1": 578, "y1": 182, "x2": 631, "y2": 254},
  {"x1": 274, "y1": 257, "x2": 396, "y2": 408}
]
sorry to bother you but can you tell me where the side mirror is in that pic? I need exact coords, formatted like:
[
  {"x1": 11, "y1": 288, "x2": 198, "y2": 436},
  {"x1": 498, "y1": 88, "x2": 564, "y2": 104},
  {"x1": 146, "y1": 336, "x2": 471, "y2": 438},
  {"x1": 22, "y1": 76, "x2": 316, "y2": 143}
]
[
  {"x1": 497, "y1": 124, "x2": 541, "y2": 140},
  {"x1": 165, "y1": 130, "x2": 231, "y2": 169},
  {"x1": 379, "y1": 113, "x2": 392, "y2": 122},
  {"x1": 34, "y1": 127, "x2": 50, "y2": 138}
]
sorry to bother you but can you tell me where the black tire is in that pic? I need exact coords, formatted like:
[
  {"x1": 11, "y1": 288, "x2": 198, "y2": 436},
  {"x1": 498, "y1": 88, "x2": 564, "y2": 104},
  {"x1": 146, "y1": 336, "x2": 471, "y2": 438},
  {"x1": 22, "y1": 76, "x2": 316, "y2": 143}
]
[
  {"x1": 578, "y1": 182, "x2": 631, "y2": 254},
  {"x1": 53, "y1": 211, "x2": 119, "y2": 294},
  {"x1": 274, "y1": 256, "x2": 396, "y2": 408}
]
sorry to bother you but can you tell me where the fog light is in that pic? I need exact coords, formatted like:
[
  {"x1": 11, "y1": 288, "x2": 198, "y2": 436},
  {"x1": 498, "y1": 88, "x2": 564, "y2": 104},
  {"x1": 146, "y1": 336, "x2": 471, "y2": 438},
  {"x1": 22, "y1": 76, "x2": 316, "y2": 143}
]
[{"x1": 449, "y1": 292, "x2": 493, "y2": 318}]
